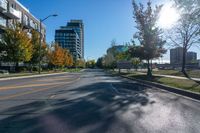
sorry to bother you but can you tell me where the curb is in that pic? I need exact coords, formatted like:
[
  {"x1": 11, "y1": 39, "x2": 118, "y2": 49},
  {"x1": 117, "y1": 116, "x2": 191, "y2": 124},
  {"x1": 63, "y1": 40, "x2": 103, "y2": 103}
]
[
  {"x1": 120, "y1": 75, "x2": 200, "y2": 101},
  {"x1": 0, "y1": 72, "x2": 69, "y2": 81}
]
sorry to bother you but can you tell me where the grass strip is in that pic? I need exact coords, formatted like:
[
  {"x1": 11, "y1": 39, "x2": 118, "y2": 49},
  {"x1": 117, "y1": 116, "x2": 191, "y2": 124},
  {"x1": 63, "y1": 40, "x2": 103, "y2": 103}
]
[
  {"x1": 0, "y1": 69, "x2": 82, "y2": 79},
  {"x1": 109, "y1": 70, "x2": 200, "y2": 93}
]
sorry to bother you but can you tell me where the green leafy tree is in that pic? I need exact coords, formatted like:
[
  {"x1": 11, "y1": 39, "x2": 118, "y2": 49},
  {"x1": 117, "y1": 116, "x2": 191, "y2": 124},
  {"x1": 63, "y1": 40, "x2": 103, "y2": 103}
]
[
  {"x1": 0, "y1": 24, "x2": 33, "y2": 71},
  {"x1": 116, "y1": 51, "x2": 130, "y2": 61},
  {"x1": 86, "y1": 60, "x2": 96, "y2": 68},
  {"x1": 29, "y1": 29, "x2": 47, "y2": 71},
  {"x1": 130, "y1": 1, "x2": 166, "y2": 78},
  {"x1": 131, "y1": 58, "x2": 141, "y2": 71},
  {"x1": 75, "y1": 59, "x2": 85, "y2": 68},
  {"x1": 103, "y1": 41, "x2": 130, "y2": 69},
  {"x1": 96, "y1": 57, "x2": 104, "y2": 68}
]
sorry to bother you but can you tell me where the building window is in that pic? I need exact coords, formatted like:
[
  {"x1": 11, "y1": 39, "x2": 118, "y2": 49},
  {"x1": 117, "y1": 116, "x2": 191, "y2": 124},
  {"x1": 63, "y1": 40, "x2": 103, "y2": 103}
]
[
  {"x1": 24, "y1": 15, "x2": 29, "y2": 25},
  {"x1": 0, "y1": 16, "x2": 6, "y2": 27}
]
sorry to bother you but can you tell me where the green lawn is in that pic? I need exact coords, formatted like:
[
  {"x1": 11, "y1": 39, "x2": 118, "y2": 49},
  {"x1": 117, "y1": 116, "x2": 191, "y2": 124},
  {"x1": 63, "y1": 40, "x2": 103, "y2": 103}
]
[
  {"x1": 112, "y1": 71, "x2": 200, "y2": 93},
  {"x1": 0, "y1": 68, "x2": 82, "y2": 79}
]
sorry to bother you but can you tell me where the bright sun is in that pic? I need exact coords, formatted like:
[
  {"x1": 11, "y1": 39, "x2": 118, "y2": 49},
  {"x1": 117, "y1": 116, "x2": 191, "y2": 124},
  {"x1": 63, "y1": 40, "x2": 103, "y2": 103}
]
[{"x1": 157, "y1": 2, "x2": 180, "y2": 29}]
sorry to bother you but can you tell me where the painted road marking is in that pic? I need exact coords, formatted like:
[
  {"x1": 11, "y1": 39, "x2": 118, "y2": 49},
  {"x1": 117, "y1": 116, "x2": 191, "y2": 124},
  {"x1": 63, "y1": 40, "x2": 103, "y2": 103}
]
[
  {"x1": 0, "y1": 77, "x2": 80, "y2": 100},
  {"x1": 0, "y1": 77, "x2": 78, "y2": 91},
  {"x1": 0, "y1": 74, "x2": 72, "y2": 90},
  {"x1": 0, "y1": 81, "x2": 72, "y2": 91}
]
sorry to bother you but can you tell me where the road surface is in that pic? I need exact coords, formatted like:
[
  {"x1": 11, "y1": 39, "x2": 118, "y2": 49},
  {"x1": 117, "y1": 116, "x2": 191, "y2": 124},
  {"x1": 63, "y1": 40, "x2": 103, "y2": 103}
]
[{"x1": 0, "y1": 69, "x2": 199, "y2": 133}]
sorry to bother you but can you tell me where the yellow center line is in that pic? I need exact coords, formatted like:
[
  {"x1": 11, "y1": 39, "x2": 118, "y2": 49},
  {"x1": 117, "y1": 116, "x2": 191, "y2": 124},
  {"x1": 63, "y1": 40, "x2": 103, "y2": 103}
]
[
  {"x1": 0, "y1": 77, "x2": 81, "y2": 100},
  {"x1": 0, "y1": 81, "x2": 69, "y2": 91},
  {"x1": 0, "y1": 74, "x2": 72, "y2": 90},
  {"x1": 39, "y1": 77, "x2": 71, "y2": 81},
  {"x1": 0, "y1": 78, "x2": 77, "y2": 91}
]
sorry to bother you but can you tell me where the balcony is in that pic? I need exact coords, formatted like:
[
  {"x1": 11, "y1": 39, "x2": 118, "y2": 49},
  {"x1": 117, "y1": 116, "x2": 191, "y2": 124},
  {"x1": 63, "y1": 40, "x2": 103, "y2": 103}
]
[
  {"x1": 22, "y1": 17, "x2": 31, "y2": 29},
  {"x1": 4, "y1": 7, "x2": 21, "y2": 19},
  {"x1": 29, "y1": 20, "x2": 36, "y2": 29},
  {"x1": 0, "y1": 0, "x2": 7, "y2": 12},
  {"x1": 22, "y1": 20, "x2": 31, "y2": 29},
  {"x1": 0, "y1": 16, "x2": 6, "y2": 27}
]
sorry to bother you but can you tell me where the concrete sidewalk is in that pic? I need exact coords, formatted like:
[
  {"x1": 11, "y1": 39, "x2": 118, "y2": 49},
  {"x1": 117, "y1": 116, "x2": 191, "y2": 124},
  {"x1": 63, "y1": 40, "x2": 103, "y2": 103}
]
[
  {"x1": 135, "y1": 72, "x2": 200, "y2": 82},
  {"x1": 153, "y1": 74, "x2": 200, "y2": 82}
]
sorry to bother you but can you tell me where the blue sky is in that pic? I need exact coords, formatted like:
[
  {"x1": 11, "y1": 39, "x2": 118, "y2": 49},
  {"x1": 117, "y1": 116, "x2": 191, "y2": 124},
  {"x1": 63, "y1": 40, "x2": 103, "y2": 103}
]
[{"x1": 18, "y1": 0, "x2": 199, "y2": 61}]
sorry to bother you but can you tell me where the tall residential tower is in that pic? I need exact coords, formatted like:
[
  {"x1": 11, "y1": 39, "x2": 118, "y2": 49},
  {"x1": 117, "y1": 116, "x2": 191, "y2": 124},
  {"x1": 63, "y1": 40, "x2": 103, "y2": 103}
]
[{"x1": 55, "y1": 20, "x2": 84, "y2": 60}]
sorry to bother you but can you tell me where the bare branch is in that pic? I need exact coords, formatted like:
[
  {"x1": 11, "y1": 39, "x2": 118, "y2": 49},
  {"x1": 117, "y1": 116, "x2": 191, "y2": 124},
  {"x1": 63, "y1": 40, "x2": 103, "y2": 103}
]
[{"x1": 168, "y1": 36, "x2": 182, "y2": 47}]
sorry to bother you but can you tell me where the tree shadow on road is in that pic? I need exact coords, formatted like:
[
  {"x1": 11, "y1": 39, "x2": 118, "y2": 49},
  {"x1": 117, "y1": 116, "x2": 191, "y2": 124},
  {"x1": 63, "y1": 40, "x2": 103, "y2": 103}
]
[{"x1": 0, "y1": 81, "x2": 154, "y2": 133}]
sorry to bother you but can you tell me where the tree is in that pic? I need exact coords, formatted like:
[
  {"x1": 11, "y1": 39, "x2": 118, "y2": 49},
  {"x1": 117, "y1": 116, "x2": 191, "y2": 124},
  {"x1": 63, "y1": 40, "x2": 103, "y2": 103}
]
[
  {"x1": 169, "y1": 0, "x2": 200, "y2": 76},
  {"x1": 29, "y1": 29, "x2": 47, "y2": 71},
  {"x1": 48, "y1": 43, "x2": 74, "y2": 69},
  {"x1": 116, "y1": 51, "x2": 130, "y2": 61},
  {"x1": 104, "y1": 42, "x2": 129, "y2": 69},
  {"x1": 86, "y1": 60, "x2": 96, "y2": 68},
  {"x1": 0, "y1": 24, "x2": 33, "y2": 71},
  {"x1": 63, "y1": 49, "x2": 73, "y2": 67},
  {"x1": 96, "y1": 57, "x2": 104, "y2": 68},
  {"x1": 130, "y1": 0, "x2": 166, "y2": 78},
  {"x1": 131, "y1": 58, "x2": 141, "y2": 71},
  {"x1": 104, "y1": 51, "x2": 117, "y2": 69},
  {"x1": 75, "y1": 59, "x2": 85, "y2": 68},
  {"x1": 49, "y1": 44, "x2": 65, "y2": 68}
]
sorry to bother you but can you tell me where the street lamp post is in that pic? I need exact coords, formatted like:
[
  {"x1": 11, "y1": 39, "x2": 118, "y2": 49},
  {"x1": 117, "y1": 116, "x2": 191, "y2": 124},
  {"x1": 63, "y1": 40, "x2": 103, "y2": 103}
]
[{"x1": 39, "y1": 14, "x2": 58, "y2": 74}]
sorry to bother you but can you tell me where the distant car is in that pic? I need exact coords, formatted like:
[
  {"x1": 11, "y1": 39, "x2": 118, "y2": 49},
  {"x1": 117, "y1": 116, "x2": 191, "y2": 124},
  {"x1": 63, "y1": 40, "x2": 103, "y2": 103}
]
[{"x1": 0, "y1": 70, "x2": 9, "y2": 75}]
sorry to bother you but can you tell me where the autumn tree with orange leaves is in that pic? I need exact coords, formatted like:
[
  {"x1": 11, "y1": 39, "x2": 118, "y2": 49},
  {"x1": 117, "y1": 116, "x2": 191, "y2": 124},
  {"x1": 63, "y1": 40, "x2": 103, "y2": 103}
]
[
  {"x1": 63, "y1": 49, "x2": 73, "y2": 67},
  {"x1": 49, "y1": 44, "x2": 65, "y2": 67},
  {"x1": 49, "y1": 44, "x2": 74, "y2": 68}
]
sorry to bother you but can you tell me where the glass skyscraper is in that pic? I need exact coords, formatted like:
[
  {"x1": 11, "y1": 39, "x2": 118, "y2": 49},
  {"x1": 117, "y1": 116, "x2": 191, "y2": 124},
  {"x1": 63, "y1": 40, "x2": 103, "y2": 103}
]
[{"x1": 55, "y1": 20, "x2": 84, "y2": 60}]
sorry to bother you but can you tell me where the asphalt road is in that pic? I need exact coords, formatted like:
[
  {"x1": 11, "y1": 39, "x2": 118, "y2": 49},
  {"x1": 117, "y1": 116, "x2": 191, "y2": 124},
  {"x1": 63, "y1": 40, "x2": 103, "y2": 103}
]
[{"x1": 0, "y1": 69, "x2": 199, "y2": 133}]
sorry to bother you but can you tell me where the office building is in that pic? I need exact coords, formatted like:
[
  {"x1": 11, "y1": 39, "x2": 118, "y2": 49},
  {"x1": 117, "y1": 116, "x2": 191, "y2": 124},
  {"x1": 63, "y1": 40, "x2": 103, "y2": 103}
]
[
  {"x1": 55, "y1": 20, "x2": 84, "y2": 60},
  {"x1": 170, "y1": 47, "x2": 198, "y2": 65},
  {"x1": 0, "y1": 0, "x2": 45, "y2": 39},
  {"x1": 186, "y1": 51, "x2": 197, "y2": 64},
  {"x1": 198, "y1": 59, "x2": 200, "y2": 68},
  {"x1": 170, "y1": 47, "x2": 183, "y2": 65}
]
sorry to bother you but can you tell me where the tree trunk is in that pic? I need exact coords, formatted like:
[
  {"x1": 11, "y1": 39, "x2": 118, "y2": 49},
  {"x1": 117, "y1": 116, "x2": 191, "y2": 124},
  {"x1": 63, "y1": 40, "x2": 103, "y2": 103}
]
[
  {"x1": 182, "y1": 47, "x2": 188, "y2": 77},
  {"x1": 29, "y1": 64, "x2": 33, "y2": 73},
  {"x1": 147, "y1": 59, "x2": 152, "y2": 79},
  {"x1": 15, "y1": 62, "x2": 19, "y2": 72}
]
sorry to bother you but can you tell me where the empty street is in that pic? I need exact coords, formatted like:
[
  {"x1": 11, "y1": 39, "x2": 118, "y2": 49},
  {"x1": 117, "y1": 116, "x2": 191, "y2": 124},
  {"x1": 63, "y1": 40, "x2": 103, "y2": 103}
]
[{"x1": 0, "y1": 69, "x2": 200, "y2": 133}]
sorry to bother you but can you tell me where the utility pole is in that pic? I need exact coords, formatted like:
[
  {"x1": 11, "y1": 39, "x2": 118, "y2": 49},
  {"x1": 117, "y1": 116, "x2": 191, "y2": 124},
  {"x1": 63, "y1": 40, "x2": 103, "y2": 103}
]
[{"x1": 38, "y1": 14, "x2": 58, "y2": 74}]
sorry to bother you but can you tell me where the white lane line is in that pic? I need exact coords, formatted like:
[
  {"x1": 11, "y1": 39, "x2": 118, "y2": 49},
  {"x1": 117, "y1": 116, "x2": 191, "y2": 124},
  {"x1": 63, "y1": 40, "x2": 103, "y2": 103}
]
[{"x1": 50, "y1": 95, "x2": 56, "y2": 99}]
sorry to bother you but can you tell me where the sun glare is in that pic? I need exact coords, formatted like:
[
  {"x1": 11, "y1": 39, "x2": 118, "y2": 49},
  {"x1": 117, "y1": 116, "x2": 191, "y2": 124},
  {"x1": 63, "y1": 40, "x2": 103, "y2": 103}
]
[{"x1": 157, "y1": 2, "x2": 180, "y2": 29}]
